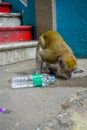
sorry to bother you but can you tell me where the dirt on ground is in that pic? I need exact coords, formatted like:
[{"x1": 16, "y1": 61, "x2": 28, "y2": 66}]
[{"x1": 37, "y1": 89, "x2": 87, "y2": 130}]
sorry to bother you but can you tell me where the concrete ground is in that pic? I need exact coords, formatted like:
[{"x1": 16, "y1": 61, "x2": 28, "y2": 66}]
[{"x1": 0, "y1": 59, "x2": 87, "y2": 130}]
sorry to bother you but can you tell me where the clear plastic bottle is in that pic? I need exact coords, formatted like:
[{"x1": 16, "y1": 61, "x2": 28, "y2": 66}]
[{"x1": 12, "y1": 73, "x2": 55, "y2": 88}]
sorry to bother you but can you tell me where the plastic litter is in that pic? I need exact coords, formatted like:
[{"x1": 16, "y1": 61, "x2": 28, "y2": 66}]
[{"x1": 11, "y1": 73, "x2": 56, "y2": 88}]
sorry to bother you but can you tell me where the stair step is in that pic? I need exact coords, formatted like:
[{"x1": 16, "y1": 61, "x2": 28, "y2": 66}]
[
  {"x1": 0, "y1": 26, "x2": 33, "y2": 43},
  {"x1": 0, "y1": 2, "x2": 11, "y2": 13},
  {"x1": 0, "y1": 40, "x2": 38, "y2": 66},
  {"x1": 0, "y1": 13, "x2": 21, "y2": 26}
]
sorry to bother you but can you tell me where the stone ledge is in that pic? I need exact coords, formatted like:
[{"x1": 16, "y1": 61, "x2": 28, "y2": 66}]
[
  {"x1": 0, "y1": 41, "x2": 38, "y2": 66},
  {"x1": 37, "y1": 89, "x2": 87, "y2": 130},
  {"x1": 0, "y1": 13, "x2": 21, "y2": 26},
  {"x1": 0, "y1": 13, "x2": 21, "y2": 17},
  {"x1": 0, "y1": 40, "x2": 37, "y2": 51}
]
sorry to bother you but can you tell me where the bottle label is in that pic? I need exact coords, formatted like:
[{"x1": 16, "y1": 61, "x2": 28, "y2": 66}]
[{"x1": 32, "y1": 73, "x2": 42, "y2": 87}]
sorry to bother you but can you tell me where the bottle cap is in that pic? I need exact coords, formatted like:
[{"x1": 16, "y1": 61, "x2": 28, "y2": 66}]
[{"x1": 51, "y1": 75, "x2": 56, "y2": 83}]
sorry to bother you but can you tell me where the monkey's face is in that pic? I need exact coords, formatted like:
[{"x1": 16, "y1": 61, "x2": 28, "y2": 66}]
[
  {"x1": 56, "y1": 56, "x2": 76, "y2": 79},
  {"x1": 48, "y1": 62, "x2": 72, "y2": 79},
  {"x1": 57, "y1": 64, "x2": 72, "y2": 79}
]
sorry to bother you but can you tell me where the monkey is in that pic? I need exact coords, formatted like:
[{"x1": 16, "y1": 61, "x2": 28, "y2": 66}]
[{"x1": 36, "y1": 30, "x2": 77, "y2": 79}]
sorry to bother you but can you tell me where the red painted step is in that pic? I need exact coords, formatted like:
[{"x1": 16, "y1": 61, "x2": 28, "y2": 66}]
[
  {"x1": 0, "y1": 26, "x2": 33, "y2": 43},
  {"x1": 0, "y1": 2, "x2": 11, "y2": 13}
]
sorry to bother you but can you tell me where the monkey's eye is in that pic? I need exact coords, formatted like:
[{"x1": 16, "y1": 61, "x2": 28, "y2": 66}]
[
  {"x1": 66, "y1": 69, "x2": 70, "y2": 74},
  {"x1": 66, "y1": 69, "x2": 72, "y2": 75},
  {"x1": 65, "y1": 69, "x2": 72, "y2": 79},
  {"x1": 58, "y1": 57, "x2": 64, "y2": 67}
]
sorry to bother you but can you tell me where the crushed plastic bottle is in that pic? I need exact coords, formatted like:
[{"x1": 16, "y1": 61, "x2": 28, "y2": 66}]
[
  {"x1": 0, "y1": 107, "x2": 11, "y2": 114},
  {"x1": 12, "y1": 73, "x2": 55, "y2": 88}
]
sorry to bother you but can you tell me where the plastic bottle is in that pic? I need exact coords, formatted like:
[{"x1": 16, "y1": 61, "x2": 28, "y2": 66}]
[{"x1": 12, "y1": 73, "x2": 55, "y2": 88}]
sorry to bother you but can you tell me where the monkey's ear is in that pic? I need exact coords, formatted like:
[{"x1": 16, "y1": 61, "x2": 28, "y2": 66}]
[{"x1": 57, "y1": 56, "x2": 64, "y2": 66}]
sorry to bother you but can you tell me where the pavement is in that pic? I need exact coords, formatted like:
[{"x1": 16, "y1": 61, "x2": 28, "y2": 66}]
[{"x1": 0, "y1": 59, "x2": 87, "y2": 130}]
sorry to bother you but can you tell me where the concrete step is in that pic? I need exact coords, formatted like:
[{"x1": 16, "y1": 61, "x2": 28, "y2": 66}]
[
  {"x1": 0, "y1": 26, "x2": 33, "y2": 42},
  {"x1": 0, "y1": 2, "x2": 12, "y2": 13},
  {"x1": 0, "y1": 13, "x2": 21, "y2": 26},
  {"x1": 0, "y1": 40, "x2": 38, "y2": 66}
]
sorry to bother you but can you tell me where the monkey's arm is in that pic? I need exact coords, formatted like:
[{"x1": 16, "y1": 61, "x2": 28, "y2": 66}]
[{"x1": 36, "y1": 43, "x2": 44, "y2": 73}]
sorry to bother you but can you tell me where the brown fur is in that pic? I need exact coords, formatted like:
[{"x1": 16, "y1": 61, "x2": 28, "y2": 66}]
[{"x1": 36, "y1": 30, "x2": 77, "y2": 79}]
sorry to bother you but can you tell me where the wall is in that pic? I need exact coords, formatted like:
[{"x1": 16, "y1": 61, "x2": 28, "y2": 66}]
[
  {"x1": 35, "y1": 0, "x2": 56, "y2": 38},
  {"x1": 56, "y1": 0, "x2": 87, "y2": 57}
]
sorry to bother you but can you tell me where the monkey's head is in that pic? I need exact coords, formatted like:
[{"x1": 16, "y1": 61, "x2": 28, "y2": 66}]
[{"x1": 56, "y1": 54, "x2": 77, "y2": 79}]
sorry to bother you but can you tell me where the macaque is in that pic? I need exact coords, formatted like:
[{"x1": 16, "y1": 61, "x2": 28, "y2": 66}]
[{"x1": 36, "y1": 30, "x2": 77, "y2": 79}]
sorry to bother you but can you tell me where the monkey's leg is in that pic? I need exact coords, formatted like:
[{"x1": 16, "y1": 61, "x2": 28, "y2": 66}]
[
  {"x1": 39, "y1": 49, "x2": 52, "y2": 73},
  {"x1": 45, "y1": 62, "x2": 50, "y2": 73},
  {"x1": 36, "y1": 48, "x2": 43, "y2": 73}
]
